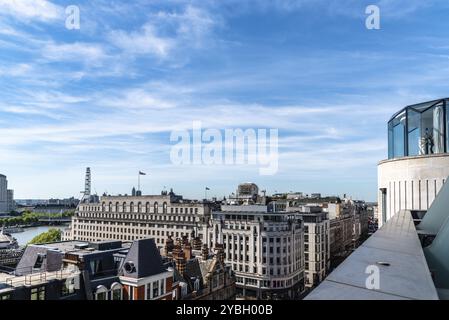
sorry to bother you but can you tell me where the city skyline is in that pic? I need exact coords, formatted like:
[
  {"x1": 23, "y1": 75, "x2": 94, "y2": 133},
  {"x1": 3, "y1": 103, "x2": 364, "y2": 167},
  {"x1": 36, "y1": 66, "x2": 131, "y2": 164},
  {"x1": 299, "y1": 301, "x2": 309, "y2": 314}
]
[{"x1": 2, "y1": 1, "x2": 449, "y2": 201}]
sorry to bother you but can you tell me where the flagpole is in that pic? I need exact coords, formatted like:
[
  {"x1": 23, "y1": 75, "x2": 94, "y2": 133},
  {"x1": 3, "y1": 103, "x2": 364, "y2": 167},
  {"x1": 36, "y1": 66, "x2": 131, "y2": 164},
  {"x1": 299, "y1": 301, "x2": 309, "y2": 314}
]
[{"x1": 138, "y1": 172, "x2": 140, "y2": 191}]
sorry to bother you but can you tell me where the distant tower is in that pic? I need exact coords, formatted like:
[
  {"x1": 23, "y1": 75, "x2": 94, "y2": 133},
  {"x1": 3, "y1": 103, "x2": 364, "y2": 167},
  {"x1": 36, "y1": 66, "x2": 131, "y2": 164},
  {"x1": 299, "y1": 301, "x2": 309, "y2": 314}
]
[{"x1": 84, "y1": 167, "x2": 91, "y2": 197}]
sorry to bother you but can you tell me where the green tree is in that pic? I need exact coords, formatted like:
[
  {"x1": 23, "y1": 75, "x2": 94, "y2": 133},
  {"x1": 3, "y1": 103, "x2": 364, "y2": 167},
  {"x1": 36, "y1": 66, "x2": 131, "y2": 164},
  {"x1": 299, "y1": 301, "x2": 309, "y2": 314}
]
[{"x1": 28, "y1": 228, "x2": 62, "y2": 245}]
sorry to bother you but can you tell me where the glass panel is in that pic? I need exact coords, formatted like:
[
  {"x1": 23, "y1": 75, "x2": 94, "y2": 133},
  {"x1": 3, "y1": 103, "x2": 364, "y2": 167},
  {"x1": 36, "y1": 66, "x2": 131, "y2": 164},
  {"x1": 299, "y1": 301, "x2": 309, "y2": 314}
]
[
  {"x1": 96, "y1": 292, "x2": 106, "y2": 300},
  {"x1": 392, "y1": 111, "x2": 406, "y2": 158},
  {"x1": 447, "y1": 104, "x2": 449, "y2": 152},
  {"x1": 421, "y1": 106, "x2": 437, "y2": 155},
  {"x1": 388, "y1": 121, "x2": 394, "y2": 159},
  {"x1": 433, "y1": 103, "x2": 445, "y2": 154},
  {"x1": 407, "y1": 109, "x2": 421, "y2": 156},
  {"x1": 112, "y1": 289, "x2": 121, "y2": 300}
]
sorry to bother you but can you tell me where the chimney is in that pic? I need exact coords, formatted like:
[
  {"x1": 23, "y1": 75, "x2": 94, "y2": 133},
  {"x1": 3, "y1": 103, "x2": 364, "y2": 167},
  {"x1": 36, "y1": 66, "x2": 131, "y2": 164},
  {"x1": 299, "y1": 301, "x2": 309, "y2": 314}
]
[
  {"x1": 165, "y1": 235, "x2": 174, "y2": 256},
  {"x1": 202, "y1": 243, "x2": 209, "y2": 261},
  {"x1": 173, "y1": 244, "x2": 186, "y2": 275},
  {"x1": 192, "y1": 237, "x2": 202, "y2": 251},
  {"x1": 183, "y1": 240, "x2": 192, "y2": 261},
  {"x1": 182, "y1": 235, "x2": 189, "y2": 246},
  {"x1": 214, "y1": 244, "x2": 225, "y2": 264}
]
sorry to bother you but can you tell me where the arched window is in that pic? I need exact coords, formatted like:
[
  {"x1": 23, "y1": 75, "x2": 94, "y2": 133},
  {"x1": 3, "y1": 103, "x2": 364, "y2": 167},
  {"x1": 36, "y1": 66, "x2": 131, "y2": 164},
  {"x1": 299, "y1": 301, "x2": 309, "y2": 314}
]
[
  {"x1": 110, "y1": 282, "x2": 123, "y2": 300},
  {"x1": 154, "y1": 202, "x2": 159, "y2": 214},
  {"x1": 108, "y1": 202, "x2": 112, "y2": 212},
  {"x1": 101, "y1": 202, "x2": 105, "y2": 212},
  {"x1": 163, "y1": 202, "x2": 167, "y2": 214},
  {"x1": 146, "y1": 202, "x2": 150, "y2": 213},
  {"x1": 123, "y1": 202, "x2": 127, "y2": 213},
  {"x1": 138, "y1": 202, "x2": 142, "y2": 213},
  {"x1": 130, "y1": 202, "x2": 134, "y2": 213},
  {"x1": 115, "y1": 202, "x2": 119, "y2": 213},
  {"x1": 194, "y1": 278, "x2": 200, "y2": 292},
  {"x1": 95, "y1": 285, "x2": 108, "y2": 300}
]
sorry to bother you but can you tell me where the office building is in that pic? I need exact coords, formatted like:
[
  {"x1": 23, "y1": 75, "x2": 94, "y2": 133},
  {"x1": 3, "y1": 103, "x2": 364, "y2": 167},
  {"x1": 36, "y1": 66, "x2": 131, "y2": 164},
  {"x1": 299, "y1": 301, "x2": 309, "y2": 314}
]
[
  {"x1": 207, "y1": 202, "x2": 305, "y2": 300},
  {"x1": 6, "y1": 190, "x2": 15, "y2": 212},
  {"x1": 63, "y1": 188, "x2": 213, "y2": 249},
  {"x1": 0, "y1": 175, "x2": 14, "y2": 214},
  {"x1": 0, "y1": 175, "x2": 7, "y2": 214},
  {"x1": 286, "y1": 204, "x2": 330, "y2": 288}
]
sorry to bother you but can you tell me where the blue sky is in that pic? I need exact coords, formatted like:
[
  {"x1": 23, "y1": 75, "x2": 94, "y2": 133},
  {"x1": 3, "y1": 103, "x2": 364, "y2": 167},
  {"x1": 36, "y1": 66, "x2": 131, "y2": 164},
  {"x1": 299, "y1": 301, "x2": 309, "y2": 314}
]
[{"x1": 1, "y1": 0, "x2": 449, "y2": 201}]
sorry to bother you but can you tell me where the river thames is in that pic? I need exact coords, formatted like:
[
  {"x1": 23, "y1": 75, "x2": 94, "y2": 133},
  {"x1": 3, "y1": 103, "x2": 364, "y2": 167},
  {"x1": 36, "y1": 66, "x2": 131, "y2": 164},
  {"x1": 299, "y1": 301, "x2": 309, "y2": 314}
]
[{"x1": 10, "y1": 225, "x2": 68, "y2": 246}]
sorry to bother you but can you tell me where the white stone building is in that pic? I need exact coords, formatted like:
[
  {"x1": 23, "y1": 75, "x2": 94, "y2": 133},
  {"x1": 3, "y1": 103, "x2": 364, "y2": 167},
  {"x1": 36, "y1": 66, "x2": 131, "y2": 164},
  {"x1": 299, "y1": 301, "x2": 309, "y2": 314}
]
[
  {"x1": 207, "y1": 204, "x2": 305, "y2": 299},
  {"x1": 63, "y1": 190, "x2": 213, "y2": 249},
  {"x1": 286, "y1": 204, "x2": 330, "y2": 288}
]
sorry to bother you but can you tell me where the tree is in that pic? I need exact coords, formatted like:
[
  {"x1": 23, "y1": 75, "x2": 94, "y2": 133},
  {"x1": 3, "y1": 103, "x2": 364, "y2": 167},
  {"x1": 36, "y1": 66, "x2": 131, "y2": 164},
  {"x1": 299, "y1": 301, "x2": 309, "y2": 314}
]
[{"x1": 28, "y1": 228, "x2": 62, "y2": 245}]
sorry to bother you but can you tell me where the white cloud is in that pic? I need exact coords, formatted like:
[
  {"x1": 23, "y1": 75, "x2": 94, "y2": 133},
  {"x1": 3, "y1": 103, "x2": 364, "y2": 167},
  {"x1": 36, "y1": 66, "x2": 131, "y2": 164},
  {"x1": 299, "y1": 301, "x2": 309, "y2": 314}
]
[
  {"x1": 108, "y1": 5, "x2": 218, "y2": 59},
  {"x1": 0, "y1": 0, "x2": 63, "y2": 22},
  {"x1": 41, "y1": 42, "x2": 109, "y2": 64},
  {"x1": 109, "y1": 24, "x2": 174, "y2": 58},
  {"x1": 0, "y1": 63, "x2": 32, "y2": 77}
]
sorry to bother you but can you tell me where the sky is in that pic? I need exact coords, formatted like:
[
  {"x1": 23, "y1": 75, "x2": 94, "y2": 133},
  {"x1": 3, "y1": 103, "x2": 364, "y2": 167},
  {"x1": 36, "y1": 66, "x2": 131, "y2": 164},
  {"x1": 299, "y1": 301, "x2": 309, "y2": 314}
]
[{"x1": 1, "y1": 0, "x2": 449, "y2": 201}]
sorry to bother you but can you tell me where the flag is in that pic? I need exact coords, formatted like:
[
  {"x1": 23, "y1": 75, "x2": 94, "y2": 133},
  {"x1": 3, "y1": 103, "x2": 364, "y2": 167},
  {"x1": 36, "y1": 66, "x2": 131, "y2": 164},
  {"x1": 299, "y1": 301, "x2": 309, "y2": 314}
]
[
  {"x1": 205, "y1": 187, "x2": 210, "y2": 190},
  {"x1": 139, "y1": 171, "x2": 146, "y2": 175}
]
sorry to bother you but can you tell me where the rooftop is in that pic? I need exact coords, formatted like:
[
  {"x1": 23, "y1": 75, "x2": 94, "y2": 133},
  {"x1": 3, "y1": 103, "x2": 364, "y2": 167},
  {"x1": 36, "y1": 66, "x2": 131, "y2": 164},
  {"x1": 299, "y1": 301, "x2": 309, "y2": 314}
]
[{"x1": 305, "y1": 209, "x2": 439, "y2": 300}]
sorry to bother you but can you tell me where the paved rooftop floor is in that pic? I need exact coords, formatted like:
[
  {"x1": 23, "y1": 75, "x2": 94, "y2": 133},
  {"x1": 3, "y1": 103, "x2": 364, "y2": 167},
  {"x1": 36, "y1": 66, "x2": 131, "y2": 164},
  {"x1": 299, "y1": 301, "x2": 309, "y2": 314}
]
[{"x1": 305, "y1": 210, "x2": 439, "y2": 300}]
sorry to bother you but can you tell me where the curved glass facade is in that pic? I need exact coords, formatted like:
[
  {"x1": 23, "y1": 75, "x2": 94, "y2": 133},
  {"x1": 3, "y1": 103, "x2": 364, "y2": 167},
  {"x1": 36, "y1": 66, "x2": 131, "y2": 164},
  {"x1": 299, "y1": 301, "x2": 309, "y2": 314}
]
[{"x1": 388, "y1": 99, "x2": 449, "y2": 159}]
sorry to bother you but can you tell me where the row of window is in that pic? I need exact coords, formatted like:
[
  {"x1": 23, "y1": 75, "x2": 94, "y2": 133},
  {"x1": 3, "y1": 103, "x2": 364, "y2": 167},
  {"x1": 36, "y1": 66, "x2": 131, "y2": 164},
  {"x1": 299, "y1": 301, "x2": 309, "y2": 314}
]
[
  {"x1": 78, "y1": 212, "x2": 199, "y2": 222},
  {"x1": 83, "y1": 202, "x2": 200, "y2": 215},
  {"x1": 235, "y1": 277, "x2": 297, "y2": 289}
]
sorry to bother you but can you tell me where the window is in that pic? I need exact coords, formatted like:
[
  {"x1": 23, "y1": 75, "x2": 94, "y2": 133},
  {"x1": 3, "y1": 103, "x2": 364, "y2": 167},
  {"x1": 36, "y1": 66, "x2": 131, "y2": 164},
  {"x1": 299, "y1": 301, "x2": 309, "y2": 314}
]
[
  {"x1": 389, "y1": 101, "x2": 448, "y2": 159},
  {"x1": 112, "y1": 288, "x2": 122, "y2": 300},
  {"x1": 96, "y1": 291, "x2": 107, "y2": 300},
  {"x1": 194, "y1": 278, "x2": 200, "y2": 292},
  {"x1": 90, "y1": 259, "x2": 103, "y2": 276},
  {"x1": 390, "y1": 111, "x2": 406, "y2": 158},
  {"x1": 111, "y1": 283, "x2": 123, "y2": 300},
  {"x1": 62, "y1": 277, "x2": 76, "y2": 296},
  {"x1": 0, "y1": 294, "x2": 11, "y2": 300},
  {"x1": 33, "y1": 254, "x2": 45, "y2": 269},
  {"x1": 407, "y1": 108, "x2": 421, "y2": 156},
  {"x1": 31, "y1": 286, "x2": 45, "y2": 300},
  {"x1": 154, "y1": 202, "x2": 159, "y2": 214},
  {"x1": 152, "y1": 281, "x2": 159, "y2": 298},
  {"x1": 95, "y1": 285, "x2": 108, "y2": 300}
]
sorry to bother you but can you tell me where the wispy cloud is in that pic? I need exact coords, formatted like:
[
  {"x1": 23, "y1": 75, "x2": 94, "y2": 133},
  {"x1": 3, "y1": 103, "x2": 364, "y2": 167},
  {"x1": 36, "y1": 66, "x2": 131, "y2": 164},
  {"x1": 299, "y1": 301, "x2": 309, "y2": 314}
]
[
  {"x1": 1, "y1": 0, "x2": 448, "y2": 199},
  {"x1": 0, "y1": 0, "x2": 63, "y2": 22}
]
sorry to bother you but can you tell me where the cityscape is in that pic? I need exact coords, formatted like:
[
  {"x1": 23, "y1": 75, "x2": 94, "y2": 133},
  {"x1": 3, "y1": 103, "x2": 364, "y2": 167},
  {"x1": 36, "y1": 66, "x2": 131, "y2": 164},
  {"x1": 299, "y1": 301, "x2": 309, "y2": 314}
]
[{"x1": 1, "y1": 0, "x2": 449, "y2": 310}]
